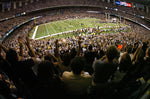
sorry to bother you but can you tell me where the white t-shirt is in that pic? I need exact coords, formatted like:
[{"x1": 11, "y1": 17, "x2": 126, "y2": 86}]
[{"x1": 62, "y1": 71, "x2": 92, "y2": 95}]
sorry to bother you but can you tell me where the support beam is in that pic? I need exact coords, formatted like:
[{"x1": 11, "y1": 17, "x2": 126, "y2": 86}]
[
  {"x1": 113, "y1": 0, "x2": 115, "y2": 5},
  {"x1": 8, "y1": 7, "x2": 10, "y2": 11},
  {"x1": 108, "y1": 13, "x2": 110, "y2": 19},
  {"x1": 146, "y1": 6, "x2": 149, "y2": 14},
  {"x1": 25, "y1": 0, "x2": 29, "y2": 5},
  {"x1": 19, "y1": 1, "x2": 22, "y2": 7},
  {"x1": 13, "y1": 2, "x2": 16, "y2": 9},
  {"x1": 131, "y1": 2, "x2": 134, "y2": 8}
]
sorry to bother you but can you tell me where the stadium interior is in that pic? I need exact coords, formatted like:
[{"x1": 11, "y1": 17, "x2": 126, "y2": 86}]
[{"x1": 0, "y1": 0, "x2": 150, "y2": 99}]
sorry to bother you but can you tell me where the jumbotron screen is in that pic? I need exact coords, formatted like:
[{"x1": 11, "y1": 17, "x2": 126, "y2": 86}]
[{"x1": 115, "y1": 1, "x2": 132, "y2": 7}]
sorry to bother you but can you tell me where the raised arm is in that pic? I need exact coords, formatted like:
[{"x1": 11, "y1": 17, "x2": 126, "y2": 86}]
[
  {"x1": 131, "y1": 46, "x2": 142, "y2": 62},
  {"x1": 25, "y1": 36, "x2": 37, "y2": 58},
  {"x1": 54, "y1": 39, "x2": 59, "y2": 58},
  {"x1": 54, "y1": 39, "x2": 63, "y2": 64},
  {"x1": 54, "y1": 39, "x2": 64, "y2": 69},
  {"x1": 0, "y1": 47, "x2": 4, "y2": 59},
  {"x1": 76, "y1": 36, "x2": 82, "y2": 56},
  {"x1": 0, "y1": 42, "x2": 9, "y2": 53},
  {"x1": 18, "y1": 36, "x2": 24, "y2": 57}
]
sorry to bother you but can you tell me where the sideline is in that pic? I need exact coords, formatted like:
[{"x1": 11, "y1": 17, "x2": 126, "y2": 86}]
[{"x1": 32, "y1": 26, "x2": 38, "y2": 39}]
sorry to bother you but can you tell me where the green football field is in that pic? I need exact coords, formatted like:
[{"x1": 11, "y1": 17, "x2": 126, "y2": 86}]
[{"x1": 29, "y1": 18, "x2": 124, "y2": 40}]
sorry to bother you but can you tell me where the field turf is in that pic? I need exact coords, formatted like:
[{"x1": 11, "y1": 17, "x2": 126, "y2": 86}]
[{"x1": 29, "y1": 18, "x2": 124, "y2": 39}]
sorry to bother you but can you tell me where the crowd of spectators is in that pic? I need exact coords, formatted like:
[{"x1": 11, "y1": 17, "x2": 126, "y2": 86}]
[
  {"x1": 0, "y1": 1, "x2": 150, "y2": 98},
  {"x1": 0, "y1": 16, "x2": 33, "y2": 40},
  {"x1": 0, "y1": 18, "x2": 150, "y2": 98}
]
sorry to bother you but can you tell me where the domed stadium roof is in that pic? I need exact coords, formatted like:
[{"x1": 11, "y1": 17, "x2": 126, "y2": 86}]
[
  {"x1": 0, "y1": 0, "x2": 149, "y2": 6},
  {"x1": 127, "y1": 0, "x2": 150, "y2": 6}
]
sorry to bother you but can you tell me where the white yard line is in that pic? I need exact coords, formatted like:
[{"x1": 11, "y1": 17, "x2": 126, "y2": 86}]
[
  {"x1": 35, "y1": 34, "x2": 51, "y2": 40},
  {"x1": 35, "y1": 30, "x2": 74, "y2": 40},
  {"x1": 50, "y1": 23, "x2": 57, "y2": 33},
  {"x1": 45, "y1": 24, "x2": 49, "y2": 35},
  {"x1": 32, "y1": 26, "x2": 38, "y2": 39},
  {"x1": 60, "y1": 20, "x2": 70, "y2": 26}
]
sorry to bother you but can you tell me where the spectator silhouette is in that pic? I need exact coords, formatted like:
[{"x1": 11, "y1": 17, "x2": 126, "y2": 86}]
[
  {"x1": 91, "y1": 45, "x2": 119, "y2": 98},
  {"x1": 113, "y1": 52, "x2": 132, "y2": 83},
  {"x1": 32, "y1": 60, "x2": 64, "y2": 99},
  {"x1": 84, "y1": 44, "x2": 97, "y2": 75},
  {"x1": 1, "y1": 36, "x2": 37, "y2": 98},
  {"x1": 141, "y1": 47, "x2": 150, "y2": 81},
  {"x1": 62, "y1": 56, "x2": 92, "y2": 98},
  {"x1": 44, "y1": 53, "x2": 62, "y2": 77},
  {"x1": 92, "y1": 45, "x2": 119, "y2": 84}
]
